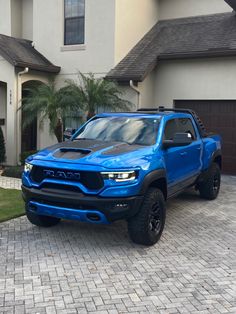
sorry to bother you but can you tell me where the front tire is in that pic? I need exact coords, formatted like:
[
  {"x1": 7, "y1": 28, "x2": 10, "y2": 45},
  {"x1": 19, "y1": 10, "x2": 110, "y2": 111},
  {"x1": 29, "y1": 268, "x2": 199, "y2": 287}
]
[
  {"x1": 198, "y1": 162, "x2": 221, "y2": 200},
  {"x1": 128, "y1": 188, "x2": 166, "y2": 246},
  {"x1": 26, "y1": 209, "x2": 61, "y2": 227}
]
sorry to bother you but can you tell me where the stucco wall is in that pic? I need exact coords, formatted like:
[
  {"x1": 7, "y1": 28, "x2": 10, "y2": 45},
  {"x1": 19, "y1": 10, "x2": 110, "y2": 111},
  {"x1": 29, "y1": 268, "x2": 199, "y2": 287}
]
[
  {"x1": 138, "y1": 71, "x2": 156, "y2": 108},
  {"x1": 159, "y1": 0, "x2": 232, "y2": 20},
  {"x1": 0, "y1": 0, "x2": 11, "y2": 36},
  {"x1": 0, "y1": 57, "x2": 17, "y2": 165},
  {"x1": 11, "y1": 0, "x2": 22, "y2": 38},
  {"x1": 22, "y1": 0, "x2": 33, "y2": 40},
  {"x1": 33, "y1": 0, "x2": 116, "y2": 82},
  {"x1": 115, "y1": 0, "x2": 159, "y2": 64},
  {"x1": 152, "y1": 57, "x2": 236, "y2": 106}
]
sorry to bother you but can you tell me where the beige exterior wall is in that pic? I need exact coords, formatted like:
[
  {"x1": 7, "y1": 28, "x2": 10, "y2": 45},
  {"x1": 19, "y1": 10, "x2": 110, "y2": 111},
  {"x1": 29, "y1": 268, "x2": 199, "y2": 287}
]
[
  {"x1": 159, "y1": 0, "x2": 232, "y2": 20},
  {"x1": 138, "y1": 71, "x2": 156, "y2": 108},
  {"x1": 115, "y1": 0, "x2": 159, "y2": 64},
  {"x1": 22, "y1": 0, "x2": 33, "y2": 40},
  {"x1": 11, "y1": 0, "x2": 22, "y2": 38},
  {"x1": 0, "y1": 0, "x2": 33, "y2": 39},
  {"x1": 0, "y1": 0, "x2": 11, "y2": 36},
  {"x1": 33, "y1": 0, "x2": 116, "y2": 81},
  {"x1": 152, "y1": 57, "x2": 236, "y2": 106}
]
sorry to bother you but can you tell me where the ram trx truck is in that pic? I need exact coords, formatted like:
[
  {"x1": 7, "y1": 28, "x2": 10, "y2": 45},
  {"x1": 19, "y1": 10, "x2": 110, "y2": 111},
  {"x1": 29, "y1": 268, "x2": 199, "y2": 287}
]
[{"x1": 22, "y1": 107, "x2": 222, "y2": 246}]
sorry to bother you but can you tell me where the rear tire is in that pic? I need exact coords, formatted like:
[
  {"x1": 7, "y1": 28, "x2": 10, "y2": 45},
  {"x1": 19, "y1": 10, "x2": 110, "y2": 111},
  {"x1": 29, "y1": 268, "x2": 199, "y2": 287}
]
[
  {"x1": 128, "y1": 188, "x2": 166, "y2": 246},
  {"x1": 26, "y1": 209, "x2": 61, "y2": 227},
  {"x1": 198, "y1": 162, "x2": 221, "y2": 200}
]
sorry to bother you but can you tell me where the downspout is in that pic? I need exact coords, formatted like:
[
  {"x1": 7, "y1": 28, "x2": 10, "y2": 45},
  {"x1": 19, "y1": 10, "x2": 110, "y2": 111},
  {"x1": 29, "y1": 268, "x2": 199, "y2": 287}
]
[
  {"x1": 16, "y1": 67, "x2": 29, "y2": 165},
  {"x1": 129, "y1": 80, "x2": 140, "y2": 109}
]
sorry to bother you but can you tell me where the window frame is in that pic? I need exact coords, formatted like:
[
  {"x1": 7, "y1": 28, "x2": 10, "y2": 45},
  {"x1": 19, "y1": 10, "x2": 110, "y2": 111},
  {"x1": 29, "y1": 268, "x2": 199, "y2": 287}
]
[{"x1": 64, "y1": 0, "x2": 85, "y2": 46}]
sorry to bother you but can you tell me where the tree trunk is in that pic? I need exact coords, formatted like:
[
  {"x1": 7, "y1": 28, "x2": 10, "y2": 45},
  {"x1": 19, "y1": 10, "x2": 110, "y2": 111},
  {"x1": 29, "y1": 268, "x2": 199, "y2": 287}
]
[{"x1": 54, "y1": 118, "x2": 63, "y2": 142}]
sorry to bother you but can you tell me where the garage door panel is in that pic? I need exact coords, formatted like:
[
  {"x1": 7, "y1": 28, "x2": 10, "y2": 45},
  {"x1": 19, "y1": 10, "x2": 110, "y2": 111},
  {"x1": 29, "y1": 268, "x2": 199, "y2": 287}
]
[
  {"x1": 175, "y1": 100, "x2": 236, "y2": 175},
  {"x1": 223, "y1": 143, "x2": 236, "y2": 156}
]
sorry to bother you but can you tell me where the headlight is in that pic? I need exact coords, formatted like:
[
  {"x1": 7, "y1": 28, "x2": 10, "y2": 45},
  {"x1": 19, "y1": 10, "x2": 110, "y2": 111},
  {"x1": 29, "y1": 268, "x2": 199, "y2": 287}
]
[
  {"x1": 101, "y1": 171, "x2": 137, "y2": 182},
  {"x1": 24, "y1": 162, "x2": 33, "y2": 173}
]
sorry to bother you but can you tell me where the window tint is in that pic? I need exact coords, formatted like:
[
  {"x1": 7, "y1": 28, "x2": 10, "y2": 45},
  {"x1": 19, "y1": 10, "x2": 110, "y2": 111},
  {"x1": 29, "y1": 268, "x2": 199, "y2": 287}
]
[
  {"x1": 64, "y1": 0, "x2": 85, "y2": 45},
  {"x1": 163, "y1": 119, "x2": 179, "y2": 140},
  {"x1": 178, "y1": 118, "x2": 196, "y2": 140}
]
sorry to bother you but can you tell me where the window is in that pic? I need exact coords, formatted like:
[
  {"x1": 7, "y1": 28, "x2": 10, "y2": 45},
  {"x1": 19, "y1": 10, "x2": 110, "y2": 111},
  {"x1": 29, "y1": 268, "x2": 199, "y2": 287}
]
[
  {"x1": 64, "y1": 0, "x2": 85, "y2": 45},
  {"x1": 163, "y1": 118, "x2": 197, "y2": 141},
  {"x1": 164, "y1": 119, "x2": 178, "y2": 140},
  {"x1": 177, "y1": 118, "x2": 196, "y2": 140}
]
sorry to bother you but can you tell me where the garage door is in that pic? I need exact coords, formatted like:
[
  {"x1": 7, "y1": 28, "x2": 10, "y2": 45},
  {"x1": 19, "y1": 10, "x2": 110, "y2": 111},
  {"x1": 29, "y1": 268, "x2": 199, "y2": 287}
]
[{"x1": 175, "y1": 100, "x2": 236, "y2": 175}]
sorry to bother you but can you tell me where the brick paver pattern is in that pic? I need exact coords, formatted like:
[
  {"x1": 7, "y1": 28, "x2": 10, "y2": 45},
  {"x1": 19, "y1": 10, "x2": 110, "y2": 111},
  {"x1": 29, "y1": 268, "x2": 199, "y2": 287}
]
[
  {"x1": 0, "y1": 176, "x2": 235, "y2": 313},
  {"x1": 0, "y1": 177, "x2": 21, "y2": 190}
]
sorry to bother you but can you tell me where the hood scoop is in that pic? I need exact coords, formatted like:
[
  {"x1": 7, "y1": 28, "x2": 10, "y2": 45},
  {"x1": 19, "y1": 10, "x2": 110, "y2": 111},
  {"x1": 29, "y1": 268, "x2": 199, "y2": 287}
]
[{"x1": 53, "y1": 148, "x2": 91, "y2": 160}]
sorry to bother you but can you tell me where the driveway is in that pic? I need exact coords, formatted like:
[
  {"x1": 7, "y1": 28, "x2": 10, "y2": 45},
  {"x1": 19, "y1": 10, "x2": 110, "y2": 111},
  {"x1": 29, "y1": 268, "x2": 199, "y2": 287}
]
[{"x1": 0, "y1": 176, "x2": 236, "y2": 314}]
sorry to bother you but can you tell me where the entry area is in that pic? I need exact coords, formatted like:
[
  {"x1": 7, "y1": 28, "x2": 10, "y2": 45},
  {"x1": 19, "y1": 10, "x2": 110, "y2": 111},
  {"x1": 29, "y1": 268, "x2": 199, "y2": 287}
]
[
  {"x1": 175, "y1": 100, "x2": 236, "y2": 175},
  {"x1": 0, "y1": 81, "x2": 7, "y2": 140},
  {"x1": 21, "y1": 81, "x2": 40, "y2": 154}
]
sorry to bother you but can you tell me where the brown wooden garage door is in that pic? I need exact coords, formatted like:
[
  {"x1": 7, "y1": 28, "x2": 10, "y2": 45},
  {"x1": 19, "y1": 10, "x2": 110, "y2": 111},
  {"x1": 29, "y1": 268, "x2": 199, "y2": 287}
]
[{"x1": 175, "y1": 100, "x2": 236, "y2": 175}]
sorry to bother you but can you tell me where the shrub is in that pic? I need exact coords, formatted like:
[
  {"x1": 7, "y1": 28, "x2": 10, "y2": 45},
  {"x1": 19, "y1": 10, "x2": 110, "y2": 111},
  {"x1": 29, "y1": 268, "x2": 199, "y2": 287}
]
[
  {"x1": 2, "y1": 166, "x2": 24, "y2": 179},
  {"x1": 0, "y1": 126, "x2": 6, "y2": 165}
]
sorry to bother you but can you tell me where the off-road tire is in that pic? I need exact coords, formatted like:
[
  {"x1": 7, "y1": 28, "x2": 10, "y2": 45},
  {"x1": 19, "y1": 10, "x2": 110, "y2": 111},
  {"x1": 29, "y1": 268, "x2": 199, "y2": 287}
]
[
  {"x1": 198, "y1": 162, "x2": 221, "y2": 200},
  {"x1": 128, "y1": 188, "x2": 166, "y2": 246},
  {"x1": 26, "y1": 209, "x2": 61, "y2": 227}
]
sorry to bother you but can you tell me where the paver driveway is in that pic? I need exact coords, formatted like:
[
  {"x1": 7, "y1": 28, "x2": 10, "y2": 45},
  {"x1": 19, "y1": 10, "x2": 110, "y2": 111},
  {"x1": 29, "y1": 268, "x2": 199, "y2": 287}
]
[{"x1": 0, "y1": 176, "x2": 236, "y2": 314}]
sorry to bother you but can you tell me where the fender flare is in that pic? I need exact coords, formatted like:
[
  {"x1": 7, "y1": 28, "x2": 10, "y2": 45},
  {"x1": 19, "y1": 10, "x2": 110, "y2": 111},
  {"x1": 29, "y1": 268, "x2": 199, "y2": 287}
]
[
  {"x1": 210, "y1": 149, "x2": 222, "y2": 169},
  {"x1": 139, "y1": 169, "x2": 167, "y2": 196}
]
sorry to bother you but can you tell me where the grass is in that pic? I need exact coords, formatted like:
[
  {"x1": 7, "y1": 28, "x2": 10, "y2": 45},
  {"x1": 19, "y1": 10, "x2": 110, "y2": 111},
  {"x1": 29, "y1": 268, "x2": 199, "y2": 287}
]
[{"x1": 0, "y1": 188, "x2": 25, "y2": 223}]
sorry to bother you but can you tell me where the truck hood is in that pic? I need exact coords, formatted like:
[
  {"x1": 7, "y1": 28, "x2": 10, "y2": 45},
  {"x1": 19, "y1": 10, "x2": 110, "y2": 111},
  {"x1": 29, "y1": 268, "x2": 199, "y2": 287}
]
[{"x1": 31, "y1": 139, "x2": 154, "y2": 169}]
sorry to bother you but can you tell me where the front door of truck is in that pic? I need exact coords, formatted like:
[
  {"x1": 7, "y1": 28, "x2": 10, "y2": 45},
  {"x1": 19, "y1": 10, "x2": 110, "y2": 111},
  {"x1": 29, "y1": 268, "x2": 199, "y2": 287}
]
[{"x1": 162, "y1": 118, "x2": 202, "y2": 193}]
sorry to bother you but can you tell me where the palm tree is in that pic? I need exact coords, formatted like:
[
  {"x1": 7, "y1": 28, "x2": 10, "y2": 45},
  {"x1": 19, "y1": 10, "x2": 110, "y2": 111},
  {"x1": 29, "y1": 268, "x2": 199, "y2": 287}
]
[
  {"x1": 65, "y1": 72, "x2": 133, "y2": 120},
  {"x1": 21, "y1": 80, "x2": 82, "y2": 142}
]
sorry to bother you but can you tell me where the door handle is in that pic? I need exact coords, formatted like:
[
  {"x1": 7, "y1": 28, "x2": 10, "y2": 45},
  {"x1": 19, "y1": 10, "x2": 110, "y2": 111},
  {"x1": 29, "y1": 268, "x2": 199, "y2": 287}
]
[{"x1": 180, "y1": 152, "x2": 187, "y2": 157}]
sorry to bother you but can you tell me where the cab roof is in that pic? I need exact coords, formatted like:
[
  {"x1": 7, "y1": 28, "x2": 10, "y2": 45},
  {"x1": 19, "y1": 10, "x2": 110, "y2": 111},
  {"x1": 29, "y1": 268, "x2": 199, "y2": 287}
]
[{"x1": 97, "y1": 111, "x2": 191, "y2": 119}]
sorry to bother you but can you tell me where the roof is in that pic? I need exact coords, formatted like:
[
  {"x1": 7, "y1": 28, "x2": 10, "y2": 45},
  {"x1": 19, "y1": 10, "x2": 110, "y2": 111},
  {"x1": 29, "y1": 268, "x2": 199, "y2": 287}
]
[
  {"x1": 106, "y1": 12, "x2": 236, "y2": 82},
  {"x1": 0, "y1": 34, "x2": 60, "y2": 73}
]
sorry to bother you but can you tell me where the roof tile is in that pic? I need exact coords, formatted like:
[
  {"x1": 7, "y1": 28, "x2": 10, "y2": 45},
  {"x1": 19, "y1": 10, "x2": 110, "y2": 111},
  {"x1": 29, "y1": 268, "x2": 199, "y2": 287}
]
[
  {"x1": 106, "y1": 12, "x2": 236, "y2": 82},
  {"x1": 0, "y1": 34, "x2": 60, "y2": 73}
]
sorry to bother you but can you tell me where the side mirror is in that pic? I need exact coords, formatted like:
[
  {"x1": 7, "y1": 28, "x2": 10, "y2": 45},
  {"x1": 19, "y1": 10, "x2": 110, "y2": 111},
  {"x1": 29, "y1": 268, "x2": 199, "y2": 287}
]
[
  {"x1": 63, "y1": 128, "x2": 76, "y2": 141},
  {"x1": 163, "y1": 133, "x2": 192, "y2": 149}
]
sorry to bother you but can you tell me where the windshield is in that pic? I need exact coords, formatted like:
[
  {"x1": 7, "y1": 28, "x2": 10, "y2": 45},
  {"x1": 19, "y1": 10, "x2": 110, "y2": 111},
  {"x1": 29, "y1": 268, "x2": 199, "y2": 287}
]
[{"x1": 74, "y1": 116, "x2": 160, "y2": 146}]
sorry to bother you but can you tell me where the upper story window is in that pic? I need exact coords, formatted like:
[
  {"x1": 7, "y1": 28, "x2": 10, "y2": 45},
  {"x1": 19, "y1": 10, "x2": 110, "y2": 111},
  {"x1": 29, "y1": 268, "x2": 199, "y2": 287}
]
[{"x1": 64, "y1": 0, "x2": 85, "y2": 45}]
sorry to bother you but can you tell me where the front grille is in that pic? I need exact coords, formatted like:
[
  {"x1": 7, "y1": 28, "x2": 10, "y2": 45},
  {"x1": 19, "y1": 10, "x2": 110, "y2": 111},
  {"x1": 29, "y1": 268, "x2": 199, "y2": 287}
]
[
  {"x1": 41, "y1": 183, "x2": 82, "y2": 193},
  {"x1": 32, "y1": 199, "x2": 97, "y2": 211},
  {"x1": 30, "y1": 166, "x2": 104, "y2": 190}
]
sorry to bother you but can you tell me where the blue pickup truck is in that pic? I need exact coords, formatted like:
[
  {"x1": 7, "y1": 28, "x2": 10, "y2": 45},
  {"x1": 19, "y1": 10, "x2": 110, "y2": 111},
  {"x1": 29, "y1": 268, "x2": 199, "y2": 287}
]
[{"x1": 22, "y1": 107, "x2": 222, "y2": 246}]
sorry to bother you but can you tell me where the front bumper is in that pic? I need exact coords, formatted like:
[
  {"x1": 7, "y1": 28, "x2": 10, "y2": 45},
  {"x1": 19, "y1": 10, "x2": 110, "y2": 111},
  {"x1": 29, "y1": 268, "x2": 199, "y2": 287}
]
[{"x1": 22, "y1": 185, "x2": 143, "y2": 223}]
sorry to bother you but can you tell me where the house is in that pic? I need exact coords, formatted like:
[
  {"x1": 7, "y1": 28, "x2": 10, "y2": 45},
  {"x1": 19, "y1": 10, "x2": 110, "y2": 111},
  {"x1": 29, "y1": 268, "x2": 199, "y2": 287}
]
[{"x1": 0, "y1": 0, "x2": 235, "y2": 174}]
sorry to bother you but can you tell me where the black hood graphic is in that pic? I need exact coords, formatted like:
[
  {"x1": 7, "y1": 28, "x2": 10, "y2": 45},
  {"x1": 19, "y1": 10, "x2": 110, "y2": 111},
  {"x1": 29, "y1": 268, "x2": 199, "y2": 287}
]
[{"x1": 44, "y1": 140, "x2": 144, "y2": 160}]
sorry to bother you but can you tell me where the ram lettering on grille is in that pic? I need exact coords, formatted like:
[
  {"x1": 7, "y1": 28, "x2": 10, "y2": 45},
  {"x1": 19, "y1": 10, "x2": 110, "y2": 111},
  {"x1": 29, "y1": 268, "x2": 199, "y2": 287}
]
[{"x1": 43, "y1": 170, "x2": 81, "y2": 180}]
